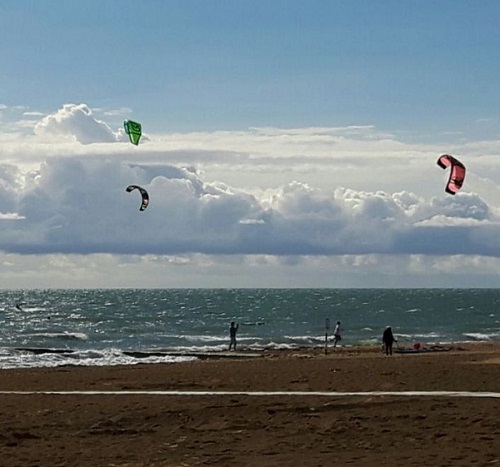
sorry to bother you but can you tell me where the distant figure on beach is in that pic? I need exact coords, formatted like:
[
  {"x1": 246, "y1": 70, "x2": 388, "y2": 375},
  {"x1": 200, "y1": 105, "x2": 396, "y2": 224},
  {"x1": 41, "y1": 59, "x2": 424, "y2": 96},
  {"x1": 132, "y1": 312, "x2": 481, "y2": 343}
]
[
  {"x1": 229, "y1": 321, "x2": 239, "y2": 351},
  {"x1": 333, "y1": 321, "x2": 342, "y2": 347},
  {"x1": 382, "y1": 326, "x2": 397, "y2": 355}
]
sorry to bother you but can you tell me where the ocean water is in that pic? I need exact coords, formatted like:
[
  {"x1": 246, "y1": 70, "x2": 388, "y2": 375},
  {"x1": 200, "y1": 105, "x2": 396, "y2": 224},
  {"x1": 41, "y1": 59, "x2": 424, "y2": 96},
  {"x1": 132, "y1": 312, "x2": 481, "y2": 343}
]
[{"x1": 0, "y1": 289, "x2": 499, "y2": 369}]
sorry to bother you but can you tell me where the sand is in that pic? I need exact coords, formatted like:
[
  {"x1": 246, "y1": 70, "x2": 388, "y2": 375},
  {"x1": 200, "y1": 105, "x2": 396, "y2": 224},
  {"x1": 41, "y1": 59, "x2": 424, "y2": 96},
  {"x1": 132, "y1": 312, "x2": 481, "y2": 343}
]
[{"x1": 0, "y1": 342, "x2": 499, "y2": 466}]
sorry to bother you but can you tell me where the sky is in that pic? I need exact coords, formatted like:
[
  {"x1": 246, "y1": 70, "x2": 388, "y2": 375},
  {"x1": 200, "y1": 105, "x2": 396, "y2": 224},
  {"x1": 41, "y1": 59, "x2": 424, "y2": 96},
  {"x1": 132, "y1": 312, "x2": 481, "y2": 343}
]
[{"x1": 1, "y1": 0, "x2": 500, "y2": 288}]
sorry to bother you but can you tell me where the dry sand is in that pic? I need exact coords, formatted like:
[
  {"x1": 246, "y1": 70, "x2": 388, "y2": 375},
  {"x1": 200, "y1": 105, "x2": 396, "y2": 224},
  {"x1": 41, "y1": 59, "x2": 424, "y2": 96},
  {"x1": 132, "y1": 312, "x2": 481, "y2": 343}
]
[{"x1": 0, "y1": 342, "x2": 499, "y2": 466}]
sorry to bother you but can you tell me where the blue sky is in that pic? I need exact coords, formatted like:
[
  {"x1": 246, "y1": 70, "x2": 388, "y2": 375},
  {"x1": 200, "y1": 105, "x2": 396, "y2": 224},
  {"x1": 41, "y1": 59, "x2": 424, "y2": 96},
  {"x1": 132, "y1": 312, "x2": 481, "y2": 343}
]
[
  {"x1": 1, "y1": 1, "x2": 500, "y2": 288},
  {"x1": 2, "y1": 1, "x2": 500, "y2": 134}
]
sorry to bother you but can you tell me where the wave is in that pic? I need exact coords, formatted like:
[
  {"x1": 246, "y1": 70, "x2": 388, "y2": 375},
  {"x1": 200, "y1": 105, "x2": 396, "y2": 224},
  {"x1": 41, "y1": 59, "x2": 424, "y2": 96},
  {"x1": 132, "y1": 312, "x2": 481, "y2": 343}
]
[
  {"x1": 463, "y1": 333, "x2": 493, "y2": 341},
  {"x1": 24, "y1": 331, "x2": 88, "y2": 341},
  {"x1": 0, "y1": 347, "x2": 195, "y2": 369}
]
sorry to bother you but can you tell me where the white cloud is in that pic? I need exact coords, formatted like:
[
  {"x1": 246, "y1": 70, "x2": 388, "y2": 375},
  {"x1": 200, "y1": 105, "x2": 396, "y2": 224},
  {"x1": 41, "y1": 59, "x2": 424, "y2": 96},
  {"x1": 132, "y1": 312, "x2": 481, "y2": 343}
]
[
  {"x1": 2, "y1": 102, "x2": 500, "y2": 286},
  {"x1": 0, "y1": 155, "x2": 497, "y2": 260},
  {"x1": 98, "y1": 107, "x2": 133, "y2": 117},
  {"x1": 33, "y1": 103, "x2": 119, "y2": 144},
  {"x1": 23, "y1": 111, "x2": 45, "y2": 117},
  {"x1": 0, "y1": 212, "x2": 24, "y2": 220},
  {"x1": 0, "y1": 251, "x2": 498, "y2": 289}
]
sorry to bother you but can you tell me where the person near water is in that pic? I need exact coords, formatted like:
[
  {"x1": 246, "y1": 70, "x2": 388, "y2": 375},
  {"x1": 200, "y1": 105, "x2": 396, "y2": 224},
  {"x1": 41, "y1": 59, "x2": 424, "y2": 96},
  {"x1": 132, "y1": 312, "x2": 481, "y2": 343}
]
[
  {"x1": 229, "y1": 321, "x2": 239, "y2": 351},
  {"x1": 333, "y1": 321, "x2": 341, "y2": 347},
  {"x1": 382, "y1": 326, "x2": 397, "y2": 355}
]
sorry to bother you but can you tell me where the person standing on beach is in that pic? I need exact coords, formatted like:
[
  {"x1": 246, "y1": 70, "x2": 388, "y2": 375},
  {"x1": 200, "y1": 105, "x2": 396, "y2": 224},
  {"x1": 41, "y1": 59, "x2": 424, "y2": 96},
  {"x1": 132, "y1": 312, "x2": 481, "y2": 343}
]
[
  {"x1": 382, "y1": 326, "x2": 397, "y2": 355},
  {"x1": 333, "y1": 321, "x2": 342, "y2": 347},
  {"x1": 229, "y1": 321, "x2": 239, "y2": 351}
]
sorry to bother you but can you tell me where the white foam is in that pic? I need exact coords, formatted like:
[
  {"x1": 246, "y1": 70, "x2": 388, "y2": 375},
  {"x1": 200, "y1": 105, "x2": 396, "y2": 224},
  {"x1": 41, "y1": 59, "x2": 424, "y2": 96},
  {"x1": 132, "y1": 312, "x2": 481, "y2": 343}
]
[
  {"x1": 0, "y1": 349, "x2": 196, "y2": 369},
  {"x1": 463, "y1": 333, "x2": 492, "y2": 341}
]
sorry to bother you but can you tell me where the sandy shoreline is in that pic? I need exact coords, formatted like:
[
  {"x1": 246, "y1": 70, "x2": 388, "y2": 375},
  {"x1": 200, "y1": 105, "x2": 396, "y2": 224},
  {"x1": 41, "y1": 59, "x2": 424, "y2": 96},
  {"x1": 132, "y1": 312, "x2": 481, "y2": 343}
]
[{"x1": 0, "y1": 342, "x2": 499, "y2": 466}]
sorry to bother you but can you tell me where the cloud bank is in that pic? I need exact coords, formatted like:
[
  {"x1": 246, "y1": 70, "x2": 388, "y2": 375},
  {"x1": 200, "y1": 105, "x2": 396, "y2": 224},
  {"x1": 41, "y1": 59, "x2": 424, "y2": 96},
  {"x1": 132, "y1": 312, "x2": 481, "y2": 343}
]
[
  {"x1": 2, "y1": 103, "x2": 500, "y2": 287},
  {"x1": 0, "y1": 155, "x2": 498, "y2": 258}
]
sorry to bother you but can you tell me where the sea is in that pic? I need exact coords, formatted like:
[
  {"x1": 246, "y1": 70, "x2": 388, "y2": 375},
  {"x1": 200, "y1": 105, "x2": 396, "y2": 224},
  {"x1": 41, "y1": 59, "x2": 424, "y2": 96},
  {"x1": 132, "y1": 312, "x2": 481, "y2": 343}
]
[{"x1": 0, "y1": 288, "x2": 499, "y2": 369}]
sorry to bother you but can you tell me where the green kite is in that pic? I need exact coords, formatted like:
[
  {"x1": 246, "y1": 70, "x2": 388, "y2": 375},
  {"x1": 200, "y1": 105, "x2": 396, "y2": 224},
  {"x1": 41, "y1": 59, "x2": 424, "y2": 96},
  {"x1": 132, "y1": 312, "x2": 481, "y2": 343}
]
[{"x1": 124, "y1": 120, "x2": 142, "y2": 145}]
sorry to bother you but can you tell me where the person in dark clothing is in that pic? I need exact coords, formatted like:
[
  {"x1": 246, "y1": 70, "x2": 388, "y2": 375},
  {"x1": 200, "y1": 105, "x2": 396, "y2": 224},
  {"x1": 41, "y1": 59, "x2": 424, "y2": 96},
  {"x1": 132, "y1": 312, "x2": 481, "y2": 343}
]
[
  {"x1": 382, "y1": 326, "x2": 397, "y2": 355},
  {"x1": 229, "y1": 321, "x2": 239, "y2": 351}
]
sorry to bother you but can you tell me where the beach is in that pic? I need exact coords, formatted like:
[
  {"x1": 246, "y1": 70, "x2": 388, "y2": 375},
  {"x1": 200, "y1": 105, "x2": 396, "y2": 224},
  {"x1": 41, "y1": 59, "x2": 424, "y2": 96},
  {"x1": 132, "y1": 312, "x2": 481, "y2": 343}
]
[{"x1": 0, "y1": 342, "x2": 499, "y2": 466}]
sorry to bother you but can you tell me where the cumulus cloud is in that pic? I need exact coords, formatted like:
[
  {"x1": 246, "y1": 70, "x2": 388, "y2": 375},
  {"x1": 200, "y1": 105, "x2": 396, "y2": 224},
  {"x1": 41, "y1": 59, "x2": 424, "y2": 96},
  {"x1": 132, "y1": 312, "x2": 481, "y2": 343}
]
[
  {"x1": 0, "y1": 155, "x2": 498, "y2": 259},
  {"x1": 2, "y1": 102, "x2": 500, "y2": 288},
  {"x1": 3, "y1": 103, "x2": 498, "y2": 201},
  {"x1": 34, "y1": 104, "x2": 119, "y2": 144}
]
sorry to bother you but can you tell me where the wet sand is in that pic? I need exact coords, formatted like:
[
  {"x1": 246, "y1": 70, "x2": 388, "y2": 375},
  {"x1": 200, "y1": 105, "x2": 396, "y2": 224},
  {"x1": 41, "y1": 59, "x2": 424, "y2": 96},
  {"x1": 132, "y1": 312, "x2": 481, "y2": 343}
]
[{"x1": 0, "y1": 342, "x2": 499, "y2": 466}]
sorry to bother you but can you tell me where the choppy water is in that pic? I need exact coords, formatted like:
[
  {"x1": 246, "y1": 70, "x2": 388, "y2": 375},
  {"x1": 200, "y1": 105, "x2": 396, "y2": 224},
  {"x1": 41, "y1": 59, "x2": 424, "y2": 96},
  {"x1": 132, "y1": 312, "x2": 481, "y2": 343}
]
[{"x1": 0, "y1": 289, "x2": 498, "y2": 369}]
